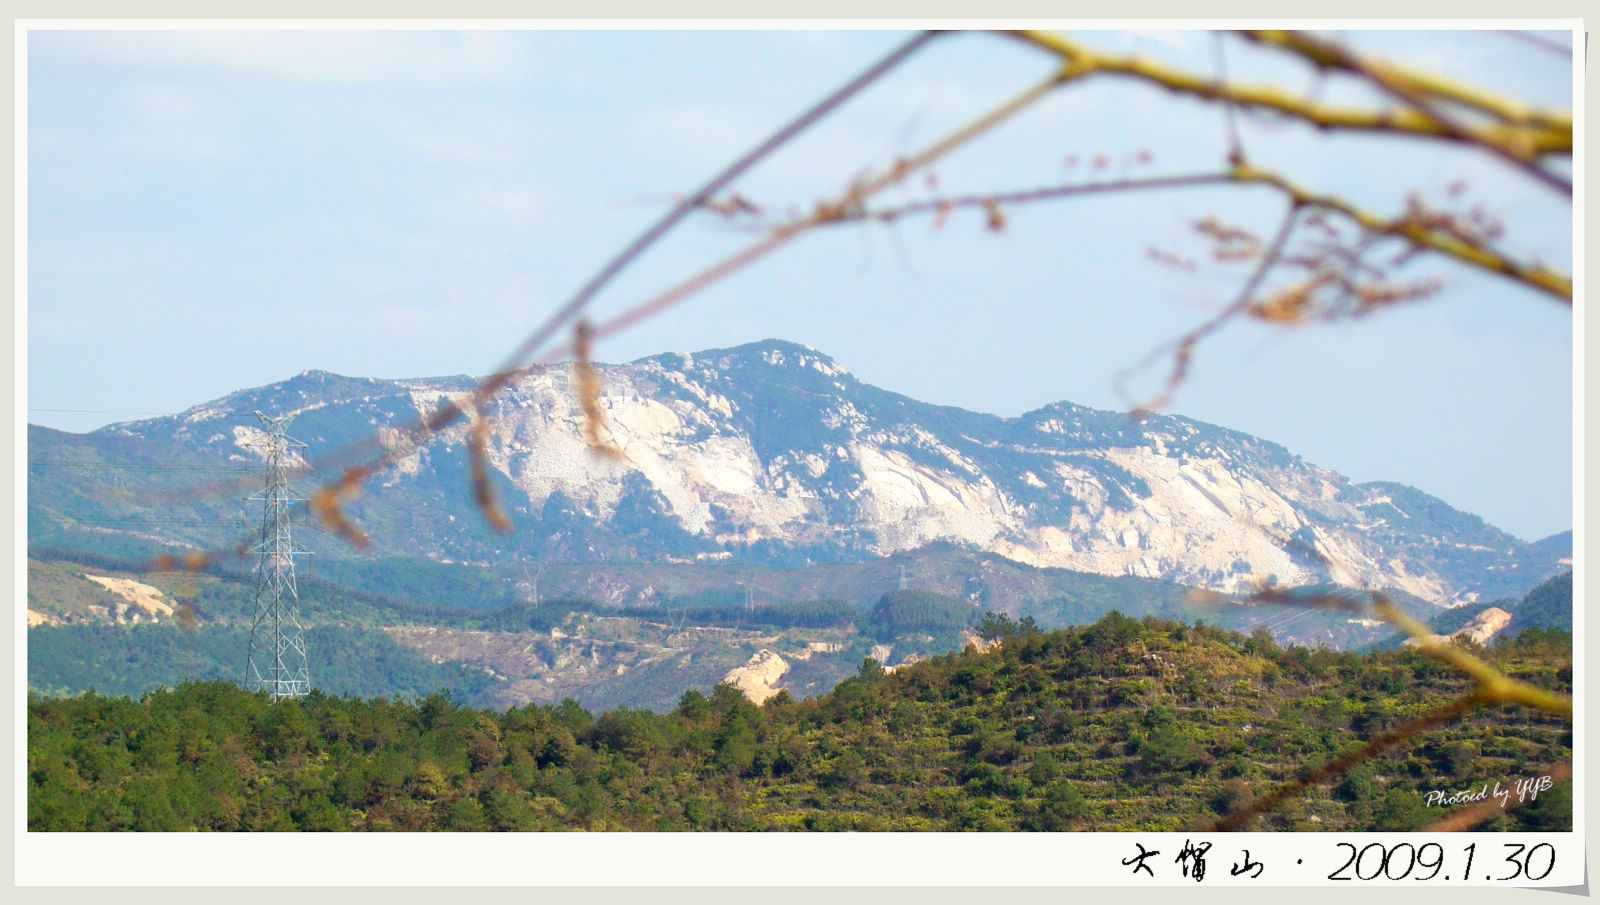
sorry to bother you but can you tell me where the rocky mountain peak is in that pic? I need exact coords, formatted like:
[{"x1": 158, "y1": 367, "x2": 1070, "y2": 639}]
[{"x1": 33, "y1": 341, "x2": 1566, "y2": 609}]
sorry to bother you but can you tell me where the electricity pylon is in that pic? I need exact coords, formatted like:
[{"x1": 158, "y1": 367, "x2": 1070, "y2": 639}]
[{"x1": 245, "y1": 411, "x2": 311, "y2": 700}]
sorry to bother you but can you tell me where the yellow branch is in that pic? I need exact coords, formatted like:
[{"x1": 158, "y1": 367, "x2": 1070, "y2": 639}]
[
  {"x1": 1010, "y1": 31, "x2": 1571, "y2": 156},
  {"x1": 1373, "y1": 597, "x2": 1573, "y2": 718},
  {"x1": 818, "y1": 160, "x2": 1570, "y2": 305},
  {"x1": 1245, "y1": 30, "x2": 1573, "y2": 134},
  {"x1": 1231, "y1": 163, "x2": 1573, "y2": 302},
  {"x1": 1216, "y1": 585, "x2": 1572, "y2": 831}
]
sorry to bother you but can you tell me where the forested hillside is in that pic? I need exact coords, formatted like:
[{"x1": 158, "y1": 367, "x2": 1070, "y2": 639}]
[
  {"x1": 1420, "y1": 570, "x2": 1573, "y2": 640},
  {"x1": 29, "y1": 613, "x2": 1571, "y2": 832},
  {"x1": 31, "y1": 546, "x2": 1451, "y2": 711}
]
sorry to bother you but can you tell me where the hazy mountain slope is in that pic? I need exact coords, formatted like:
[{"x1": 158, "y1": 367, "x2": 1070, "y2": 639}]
[
  {"x1": 29, "y1": 339, "x2": 1563, "y2": 606},
  {"x1": 26, "y1": 535, "x2": 1448, "y2": 711},
  {"x1": 1533, "y1": 529, "x2": 1573, "y2": 561}
]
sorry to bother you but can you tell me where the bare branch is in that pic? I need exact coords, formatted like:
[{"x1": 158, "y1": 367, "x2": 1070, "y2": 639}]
[
  {"x1": 840, "y1": 171, "x2": 1238, "y2": 224},
  {"x1": 824, "y1": 161, "x2": 1567, "y2": 306},
  {"x1": 1231, "y1": 163, "x2": 1571, "y2": 302},
  {"x1": 573, "y1": 319, "x2": 625, "y2": 461},
  {"x1": 1120, "y1": 202, "x2": 1301, "y2": 415},
  {"x1": 1496, "y1": 30, "x2": 1574, "y2": 59},
  {"x1": 1372, "y1": 596, "x2": 1573, "y2": 717},
  {"x1": 482, "y1": 30, "x2": 946, "y2": 391},
  {"x1": 1009, "y1": 31, "x2": 1571, "y2": 162},
  {"x1": 1244, "y1": 30, "x2": 1572, "y2": 132},
  {"x1": 1241, "y1": 30, "x2": 1571, "y2": 194},
  {"x1": 1212, "y1": 32, "x2": 1246, "y2": 165},
  {"x1": 1424, "y1": 761, "x2": 1572, "y2": 831},
  {"x1": 1214, "y1": 692, "x2": 1485, "y2": 831},
  {"x1": 466, "y1": 399, "x2": 515, "y2": 534},
  {"x1": 1200, "y1": 582, "x2": 1571, "y2": 831}
]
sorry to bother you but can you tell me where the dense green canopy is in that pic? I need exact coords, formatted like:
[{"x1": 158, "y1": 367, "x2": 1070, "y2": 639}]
[{"x1": 28, "y1": 613, "x2": 1570, "y2": 832}]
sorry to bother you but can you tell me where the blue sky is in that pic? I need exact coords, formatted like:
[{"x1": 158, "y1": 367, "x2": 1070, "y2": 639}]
[{"x1": 25, "y1": 27, "x2": 1575, "y2": 541}]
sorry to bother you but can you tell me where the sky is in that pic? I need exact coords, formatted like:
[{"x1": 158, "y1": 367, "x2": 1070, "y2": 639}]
[{"x1": 24, "y1": 26, "x2": 1576, "y2": 542}]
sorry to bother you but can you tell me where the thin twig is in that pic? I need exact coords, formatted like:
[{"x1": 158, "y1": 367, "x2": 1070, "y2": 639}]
[
  {"x1": 1202, "y1": 581, "x2": 1570, "y2": 831},
  {"x1": 1241, "y1": 30, "x2": 1570, "y2": 194},
  {"x1": 1423, "y1": 761, "x2": 1572, "y2": 831},
  {"x1": 1214, "y1": 693, "x2": 1486, "y2": 831},
  {"x1": 837, "y1": 171, "x2": 1237, "y2": 224},
  {"x1": 1213, "y1": 32, "x2": 1245, "y2": 165},
  {"x1": 821, "y1": 164, "x2": 1567, "y2": 305},
  {"x1": 1496, "y1": 30, "x2": 1574, "y2": 59},
  {"x1": 140, "y1": 47, "x2": 1069, "y2": 569},
  {"x1": 1244, "y1": 30, "x2": 1572, "y2": 132},
  {"x1": 1231, "y1": 163, "x2": 1571, "y2": 302},
  {"x1": 1009, "y1": 31, "x2": 1571, "y2": 159},
  {"x1": 1373, "y1": 596, "x2": 1573, "y2": 717},
  {"x1": 479, "y1": 30, "x2": 946, "y2": 395},
  {"x1": 1119, "y1": 202, "x2": 1302, "y2": 414},
  {"x1": 1238, "y1": 588, "x2": 1574, "y2": 719}
]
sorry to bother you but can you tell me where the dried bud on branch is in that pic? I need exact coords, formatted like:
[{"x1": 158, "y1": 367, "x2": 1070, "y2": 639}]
[
  {"x1": 982, "y1": 197, "x2": 1006, "y2": 231},
  {"x1": 311, "y1": 467, "x2": 372, "y2": 548},
  {"x1": 467, "y1": 401, "x2": 514, "y2": 534},
  {"x1": 1195, "y1": 215, "x2": 1262, "y2": 262},
  {"x1": 699, "y1": 193, "x2": 764, "y2": 218},
  {"x1": 574, "y1": 320, "x2": 625, "y2": 461},
  {"x1": 1146, "y1": 246, "x2": 1198, "y2": 272}
]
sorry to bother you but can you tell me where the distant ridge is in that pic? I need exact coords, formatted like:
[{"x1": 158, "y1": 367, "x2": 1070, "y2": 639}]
[
  {"x1": 1533, "y1": 530, "x2": 1573, "y2": 560},
  {"x1": 28, "y1": 339, "x2": 1567, "y2": 607}
]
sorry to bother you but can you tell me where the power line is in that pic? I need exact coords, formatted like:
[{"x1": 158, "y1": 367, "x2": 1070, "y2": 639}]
[
  {"x1": 63, "y1": 517, "x2": 241, "y2": 526},
  {"x1": 28, "y1": 407, "x2": 183, "y2": 416},
  {"x1": 28, "y1": 462, "x2": 256, "y2": 474},
  {"x1": 29, "y1": 407, "x2": 259, "y2": 420}
]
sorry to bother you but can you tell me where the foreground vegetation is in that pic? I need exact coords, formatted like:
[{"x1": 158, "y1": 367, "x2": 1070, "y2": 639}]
[{"x1": 29, "y1": 613, "x2": 1570, "y2": 832}]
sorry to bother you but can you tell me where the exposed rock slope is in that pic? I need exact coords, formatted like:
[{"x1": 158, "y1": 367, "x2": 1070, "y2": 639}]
[
  {"x1": 722, "y1": 649, "x2": 790, "y2": 704},
  {"x1": 29, "y1": 340, "x2": 1563, "y2": 606}
]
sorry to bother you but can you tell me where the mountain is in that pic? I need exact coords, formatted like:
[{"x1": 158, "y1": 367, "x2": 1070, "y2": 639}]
[
  {"x1": 1417, "y1": 570, "x2": 1574, "y2": 648},
  {"x1": 1534, "y1": 529, "x2": 1573, "y2": 561},
  {"x1": 28, "y1": 339, "x2": 1564, "y2": 607}
]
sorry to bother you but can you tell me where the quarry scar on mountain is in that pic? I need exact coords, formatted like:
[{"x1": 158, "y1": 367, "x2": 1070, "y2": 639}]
[{"x1": 63, "y1": 339, "x2": 1563, "y2": 609}]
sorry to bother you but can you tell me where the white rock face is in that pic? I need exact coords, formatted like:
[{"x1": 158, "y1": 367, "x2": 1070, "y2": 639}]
[
  {"x1": 82, "y1": 574, "x2": 176, "y2": 623},
  {"x1": 465, "y1": 360, "x2": 1484, "y2": 603},
  {"x1": 722, "y1": 649, "x2": 789, "y2": 704},
  {"x1": 853, "y1": 444, "x2": 1014, "y2": 551},
  {"x1": 1404, "y1": 606, "x2": 1515, "y2": 648},
  {"x1": 986, "y1": 446, "x2": 1327, "y2": 593},
  {"x1": 203, "y1": 343, "x2": 1543, "y2": 607},
  {"x1": 1456, "y1": 607, "x2": 1515, "y2": 645},
  {"x1": 475, "y1": 368, "x2": 812, "y2": 538}
]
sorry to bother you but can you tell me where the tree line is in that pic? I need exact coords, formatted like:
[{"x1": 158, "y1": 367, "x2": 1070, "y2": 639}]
[{"x1": 29, "y1": 611, "x2": 1570, "y2": 832}]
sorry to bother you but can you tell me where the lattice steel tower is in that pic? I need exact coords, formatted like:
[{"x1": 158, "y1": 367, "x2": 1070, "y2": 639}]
[{"x1": 246, "y1": 411, "x2": 311, "y2": 700}]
